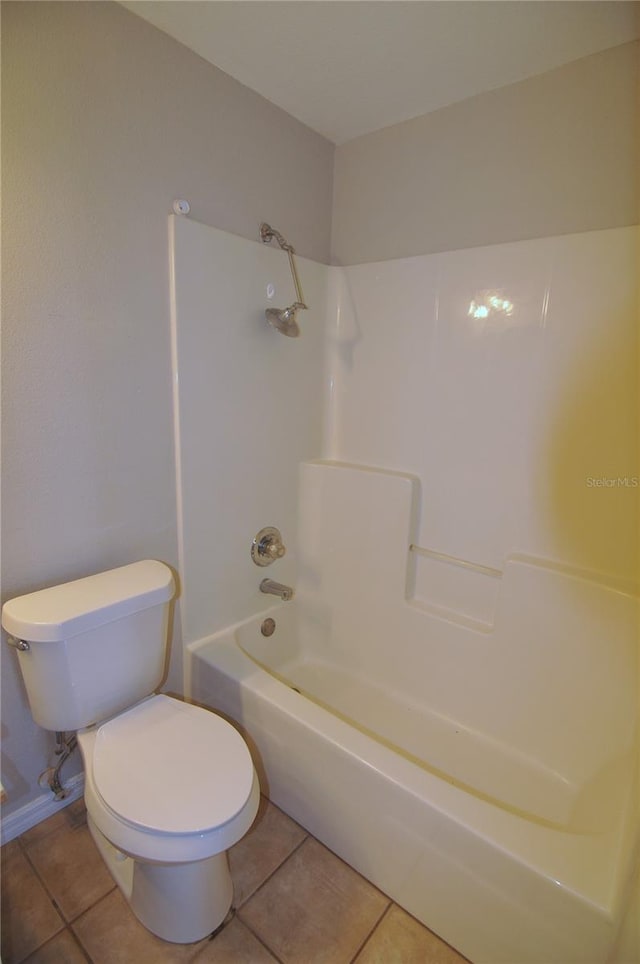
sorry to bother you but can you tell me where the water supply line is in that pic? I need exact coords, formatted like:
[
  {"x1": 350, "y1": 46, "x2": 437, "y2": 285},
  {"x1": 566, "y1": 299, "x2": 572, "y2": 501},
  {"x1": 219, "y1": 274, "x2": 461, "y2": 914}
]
[{"x1": 40, "y1": 732, "x2": 77, "y2": 800}]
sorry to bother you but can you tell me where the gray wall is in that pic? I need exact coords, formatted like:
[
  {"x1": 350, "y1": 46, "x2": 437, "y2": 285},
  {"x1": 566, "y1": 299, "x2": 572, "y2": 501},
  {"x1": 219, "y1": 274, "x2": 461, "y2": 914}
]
[
  {"x1": 332, "y1": 41, "x2": 639, "y2": 264},
  {"x1": 1, "y1": 1, "x2": 333, "y2": 818}
]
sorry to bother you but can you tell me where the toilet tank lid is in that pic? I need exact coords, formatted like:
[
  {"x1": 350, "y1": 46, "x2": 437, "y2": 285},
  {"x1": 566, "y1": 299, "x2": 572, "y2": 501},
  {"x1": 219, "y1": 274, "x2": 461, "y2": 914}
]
[{"x1": 1, "y1": 561, "x2": 175, "y2": 643}]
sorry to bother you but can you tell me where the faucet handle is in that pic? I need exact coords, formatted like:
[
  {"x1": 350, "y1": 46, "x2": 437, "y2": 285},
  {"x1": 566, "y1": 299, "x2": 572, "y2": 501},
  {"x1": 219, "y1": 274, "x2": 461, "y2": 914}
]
[
  {"x1": 251, "y1": 527, "x2": 286, "y2": 567},
  {"x1": 265, "y1": 541, "x2": 286, "y2": 561}
]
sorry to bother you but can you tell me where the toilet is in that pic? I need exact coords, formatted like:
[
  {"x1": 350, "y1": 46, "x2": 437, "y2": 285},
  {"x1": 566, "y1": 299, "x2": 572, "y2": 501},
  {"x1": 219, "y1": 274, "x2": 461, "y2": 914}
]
[{"x1": 1, "y1": 560, "x2": 260, "y2": 943}]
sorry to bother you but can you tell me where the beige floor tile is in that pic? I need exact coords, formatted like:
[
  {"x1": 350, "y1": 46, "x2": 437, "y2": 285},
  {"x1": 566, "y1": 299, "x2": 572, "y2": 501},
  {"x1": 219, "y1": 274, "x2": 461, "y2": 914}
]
[
  {"x1": 25, "y1": 823, "x2": 114, "y2": 921},
  {"x1": 1, "y1": 842, "x2": 64, "y2": 964},
  {"x1": 20, "y1": 799, "x2": 87, "y2": 848},
  {"x1": 72, "y1": 889, "x2": 204, "y2": 964},
  {"x1": 354, "y1": 904, "x2": 470, "y2": 964},
  {"x1": 238, "y1": 836, "x2": 389, "y2": 964},
  {"x1": 192, "y1": 917, "x2": 277, "y2": 963},
  {"x1": 229, "y1": 797, "x2": 307, "y2": 906},
  {"x1": 22, "y1": 928, "x2": 89, "y2": 964}
]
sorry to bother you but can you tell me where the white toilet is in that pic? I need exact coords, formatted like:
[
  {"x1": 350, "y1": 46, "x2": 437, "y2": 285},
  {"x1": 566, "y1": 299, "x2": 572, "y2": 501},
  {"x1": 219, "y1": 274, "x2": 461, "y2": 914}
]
[{"x1": 2, "y1": 560, "x2": 260, "y2": 943}]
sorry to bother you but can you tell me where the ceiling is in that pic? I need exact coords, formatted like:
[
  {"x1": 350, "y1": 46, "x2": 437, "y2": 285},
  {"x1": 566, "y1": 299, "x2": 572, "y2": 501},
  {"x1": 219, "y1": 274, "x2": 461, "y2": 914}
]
[{"x1": 120, "y1": 1, "x2": 640, "y2": 144}]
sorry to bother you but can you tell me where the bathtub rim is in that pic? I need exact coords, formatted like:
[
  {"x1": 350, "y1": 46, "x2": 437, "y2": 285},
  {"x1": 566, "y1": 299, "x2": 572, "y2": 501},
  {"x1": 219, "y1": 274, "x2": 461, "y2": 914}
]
[
  {"x1": 232, "y1": 602, "x2": 635, "y2": 834},
  {"x1": 186, "y1": 606, "x2": 638, "y2": 924}
]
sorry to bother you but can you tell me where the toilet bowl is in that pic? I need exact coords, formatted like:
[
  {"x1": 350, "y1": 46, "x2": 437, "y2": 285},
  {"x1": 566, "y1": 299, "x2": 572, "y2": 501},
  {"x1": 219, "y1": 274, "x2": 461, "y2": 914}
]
[
  {"x1": 79, "y1": 694, "x2": 260, "y2": 942},
  {"x1": 1, "y1": 560, "x2": 260, "y2": 944}
]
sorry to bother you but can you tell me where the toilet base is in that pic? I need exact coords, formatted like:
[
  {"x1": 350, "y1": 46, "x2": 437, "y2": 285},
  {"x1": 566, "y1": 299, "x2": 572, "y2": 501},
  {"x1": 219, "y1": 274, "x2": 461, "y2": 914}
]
[{"x1": 87, "y1": 815, "x2": 233, "y2": 943}]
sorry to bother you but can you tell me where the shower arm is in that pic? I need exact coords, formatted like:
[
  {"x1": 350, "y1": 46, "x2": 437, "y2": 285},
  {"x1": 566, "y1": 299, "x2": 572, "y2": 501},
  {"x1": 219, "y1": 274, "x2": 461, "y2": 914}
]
[{"x1": 260, "y1": 223, "x2": 307, "y2": 309}]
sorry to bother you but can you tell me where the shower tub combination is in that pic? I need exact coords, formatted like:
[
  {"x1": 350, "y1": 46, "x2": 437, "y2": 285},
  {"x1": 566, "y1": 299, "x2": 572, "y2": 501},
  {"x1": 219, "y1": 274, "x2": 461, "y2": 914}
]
[{"x1": 187, "y1": 462, "x2": 638, "y2": 964}]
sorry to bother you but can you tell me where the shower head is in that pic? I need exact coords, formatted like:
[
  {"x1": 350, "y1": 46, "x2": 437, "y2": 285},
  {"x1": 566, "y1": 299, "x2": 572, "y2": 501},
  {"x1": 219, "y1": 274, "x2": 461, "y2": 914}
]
[
  {"x1": 265, "y1": 304, "x2": 301, "y2": 338},
  {"x1": 260, "y1": 222, "x2": 308, "y2": 337}
]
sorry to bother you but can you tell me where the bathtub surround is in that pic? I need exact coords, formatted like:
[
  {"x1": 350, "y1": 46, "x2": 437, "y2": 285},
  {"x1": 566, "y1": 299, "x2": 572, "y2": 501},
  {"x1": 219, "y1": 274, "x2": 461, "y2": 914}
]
[
  {"x1": 191, "y1": 457, "x2": 635, "y2": 961},
  {"x1": 1, "y1": 0, "x2": 333, "y2": 834},
  {"x1": 319, "y1": 227, "x2": 637, "y2": 961},
  {"x1": 173, "y1": 216, "x2": 638, "y2": 963}
]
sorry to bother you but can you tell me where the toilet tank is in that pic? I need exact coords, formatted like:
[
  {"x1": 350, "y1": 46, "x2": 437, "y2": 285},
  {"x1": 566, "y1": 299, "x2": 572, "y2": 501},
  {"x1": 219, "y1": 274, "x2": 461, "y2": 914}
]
[{"x1": 2, "y1": 561, "x2": 175, "y2": 731}]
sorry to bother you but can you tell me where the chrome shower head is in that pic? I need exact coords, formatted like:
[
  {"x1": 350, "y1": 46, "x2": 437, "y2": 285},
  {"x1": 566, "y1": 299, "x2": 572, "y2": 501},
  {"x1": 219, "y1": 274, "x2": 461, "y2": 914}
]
[{"x1": 265, "y1": 304, "x2": 301, "y2": 338}]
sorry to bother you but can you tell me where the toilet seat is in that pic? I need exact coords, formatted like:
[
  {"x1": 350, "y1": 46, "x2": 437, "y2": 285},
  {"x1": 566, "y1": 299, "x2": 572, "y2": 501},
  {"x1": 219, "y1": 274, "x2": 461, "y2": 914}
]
[
  {"x1": 93, "y1": 694, "x2": 254, "y2": 835},
  {"x1": 78, "y1": 695, "x2": 260, "y2": 863}
]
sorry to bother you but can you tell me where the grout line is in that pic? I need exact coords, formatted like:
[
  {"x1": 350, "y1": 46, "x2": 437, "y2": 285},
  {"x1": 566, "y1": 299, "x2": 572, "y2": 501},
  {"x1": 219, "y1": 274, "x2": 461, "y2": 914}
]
[
  {"x1": 232, "y1": 918, "x2": 286, "y2": 964},
  {"x1": 20, "y1": 827, "x2": 117, "y2": 928},
  {"x1": 4, "y1": 847, "x2": 66, "y2": 964},
  {"x1": 54, "y1": 927, "x2": 94, "y2": 964},
  {"x1": 235, "y1": 830, "x2": 395, "y2": 964},
  {"x1": 348, "y1": 897, "x2": 393, "y2": 963},
  {"x1": 13, "y1": 926, "x2": 93, "y2": 964},
  {"x1": 187, "y1": 929, "x2": 228, "y2": 964},
  {"x1": 69, "y1": 884, "x2": 119, "y2": 927},
  {"x1": 20, "y1": 844, "x2": 65, "y2": 913},
  {"x1": 70, "y1": 927, "x2": 93, "y2": 963},
  {"x1": 232, "y1": 834, "x2": 311, "y2": 963},
  {"x1": 235, "y1": 832, "x2": 309, "y2": 910}
]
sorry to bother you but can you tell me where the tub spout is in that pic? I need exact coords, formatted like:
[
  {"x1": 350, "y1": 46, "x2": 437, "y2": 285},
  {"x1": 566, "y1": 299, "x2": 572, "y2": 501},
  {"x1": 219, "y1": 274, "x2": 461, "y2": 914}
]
[{"x1": 260, "y1": 579, "x2": 294, "y2": 601}]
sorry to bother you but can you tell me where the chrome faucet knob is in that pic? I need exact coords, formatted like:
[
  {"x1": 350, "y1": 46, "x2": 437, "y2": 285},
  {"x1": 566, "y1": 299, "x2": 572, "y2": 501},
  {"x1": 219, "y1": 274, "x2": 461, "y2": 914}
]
[
  {"x1": 251, "y1": 527, "x2": 286, "y2": 567},
  {"x1": 266, "y1": 542, "x2": 285, "y2": 561}
]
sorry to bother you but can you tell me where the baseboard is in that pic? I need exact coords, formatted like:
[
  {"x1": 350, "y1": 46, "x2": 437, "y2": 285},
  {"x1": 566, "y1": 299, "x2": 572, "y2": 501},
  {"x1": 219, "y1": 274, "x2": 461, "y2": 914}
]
[{"x1": 1, "y1": 773, "x2": 85, "y2": 845}]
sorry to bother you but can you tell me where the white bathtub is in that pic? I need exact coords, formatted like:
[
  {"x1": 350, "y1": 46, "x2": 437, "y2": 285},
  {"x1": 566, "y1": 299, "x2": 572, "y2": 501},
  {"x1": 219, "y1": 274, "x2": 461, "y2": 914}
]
[{"x1": 187, "y1": 601, "x2": 638, "y2": 964}]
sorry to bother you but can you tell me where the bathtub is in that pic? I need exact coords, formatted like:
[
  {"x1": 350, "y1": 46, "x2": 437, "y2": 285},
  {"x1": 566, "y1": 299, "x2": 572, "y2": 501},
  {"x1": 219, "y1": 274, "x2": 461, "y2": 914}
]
[{"x1": 187, "y1": 600, "x2": 638, "y2": 964}]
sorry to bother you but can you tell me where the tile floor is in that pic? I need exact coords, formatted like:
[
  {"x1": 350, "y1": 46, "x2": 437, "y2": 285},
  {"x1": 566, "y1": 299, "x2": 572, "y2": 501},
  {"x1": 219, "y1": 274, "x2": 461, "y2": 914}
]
[{"x1": 1, "y1": 795, "x2": 470, "y2": 964}]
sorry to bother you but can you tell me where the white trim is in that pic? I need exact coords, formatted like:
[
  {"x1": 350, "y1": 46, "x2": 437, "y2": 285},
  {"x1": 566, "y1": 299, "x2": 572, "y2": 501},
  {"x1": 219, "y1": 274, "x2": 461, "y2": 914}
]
[{"x1": 0, "y1": 773, "x2": 85, "y2": 845}]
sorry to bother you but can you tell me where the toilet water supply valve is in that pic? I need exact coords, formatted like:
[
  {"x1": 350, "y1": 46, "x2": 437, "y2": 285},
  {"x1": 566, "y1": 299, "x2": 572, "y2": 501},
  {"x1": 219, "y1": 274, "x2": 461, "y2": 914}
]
[
  {"x1": 6, "y1": 635, "x2": 78, "y2": 799},
  {"x1": 39, "y1": 732, "x2": 77, "y2": 800}
]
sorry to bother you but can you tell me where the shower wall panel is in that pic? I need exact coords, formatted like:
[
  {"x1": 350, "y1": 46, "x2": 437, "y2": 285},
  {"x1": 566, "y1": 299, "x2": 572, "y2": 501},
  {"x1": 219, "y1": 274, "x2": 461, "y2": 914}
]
[
  {"x1": 325, "y1": 226, "x2": 639, "y2": 620},
  {"x1": 170, "y1": 215, "x2": 327, "y2": 644}
]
